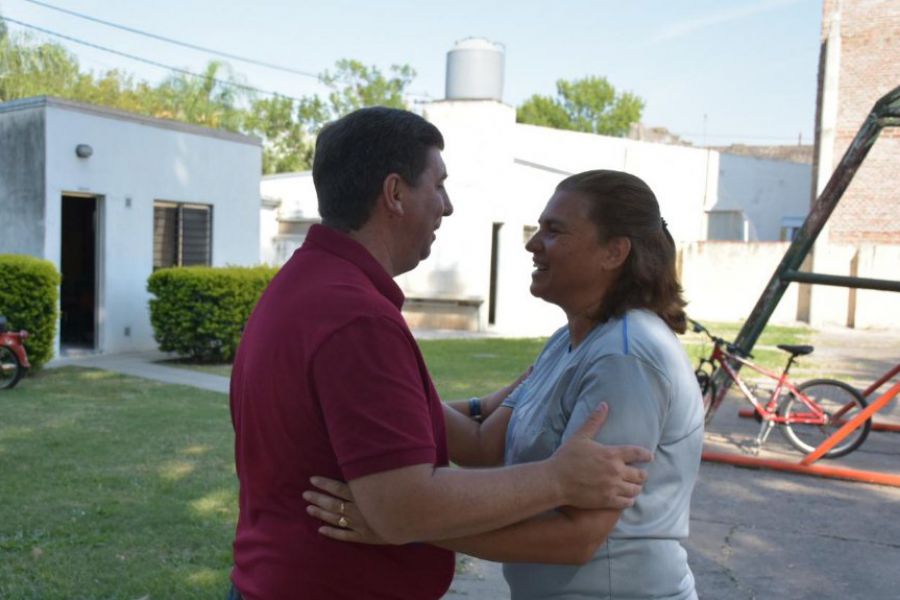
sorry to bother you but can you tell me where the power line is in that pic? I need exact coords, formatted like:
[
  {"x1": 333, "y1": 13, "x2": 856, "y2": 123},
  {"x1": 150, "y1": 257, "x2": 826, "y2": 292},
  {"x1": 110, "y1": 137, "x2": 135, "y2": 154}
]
[
  {"x1": 1, "y1": 16, "x2": 310, "y2": 102},
  {"x1": 22, "y1": 0, "x2": 323, "y2": 80}
]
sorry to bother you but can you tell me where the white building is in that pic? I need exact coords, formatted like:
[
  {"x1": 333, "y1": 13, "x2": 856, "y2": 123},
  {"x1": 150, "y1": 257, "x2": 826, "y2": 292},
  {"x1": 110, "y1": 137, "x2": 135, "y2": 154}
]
[
  {"x1": 261, "y1": 39, "x2": 812, "y2": 336},
  {"x1": 711, "y1": 153, "x2": 811, "y2": 242},
  {"x1": 0, "y1": 96, "x2": 262, "y2": 354}
]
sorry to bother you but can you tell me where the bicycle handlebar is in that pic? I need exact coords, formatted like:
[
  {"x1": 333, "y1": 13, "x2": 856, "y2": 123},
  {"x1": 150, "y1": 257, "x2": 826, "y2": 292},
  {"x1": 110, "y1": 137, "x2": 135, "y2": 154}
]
[{"x1": 689, "y1": 318, "x2": 753, "y2": 359}]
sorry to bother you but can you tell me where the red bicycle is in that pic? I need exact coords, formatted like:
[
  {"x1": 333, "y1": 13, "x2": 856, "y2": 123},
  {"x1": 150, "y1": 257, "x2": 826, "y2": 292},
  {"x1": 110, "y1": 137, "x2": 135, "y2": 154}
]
[
  {"x1": 691, "y1": 319, "x2": 871, "y2": 458},
  {"x1": 0, "y1": 315, "x2": 30, "y2": 390}
]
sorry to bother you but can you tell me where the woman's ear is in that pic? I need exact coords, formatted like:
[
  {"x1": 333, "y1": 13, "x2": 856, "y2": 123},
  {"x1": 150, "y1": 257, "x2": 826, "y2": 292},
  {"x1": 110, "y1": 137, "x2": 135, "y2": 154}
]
[{"x1": 603, "y1": 236, "x2": 631, "y2": 269}]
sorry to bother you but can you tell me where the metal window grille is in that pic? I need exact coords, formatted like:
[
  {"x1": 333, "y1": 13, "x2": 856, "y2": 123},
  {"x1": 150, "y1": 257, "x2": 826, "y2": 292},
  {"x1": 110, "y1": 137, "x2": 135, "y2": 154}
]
[{"x1": 153, "y1": 202, "x2": 212, "y2": 269}]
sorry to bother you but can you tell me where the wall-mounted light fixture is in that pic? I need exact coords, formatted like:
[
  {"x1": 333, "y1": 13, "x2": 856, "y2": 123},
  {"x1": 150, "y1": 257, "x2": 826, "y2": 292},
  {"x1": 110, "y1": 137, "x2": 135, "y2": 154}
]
[{"x1": 75, "y1": 144, "x2": 93, "y2": 158}]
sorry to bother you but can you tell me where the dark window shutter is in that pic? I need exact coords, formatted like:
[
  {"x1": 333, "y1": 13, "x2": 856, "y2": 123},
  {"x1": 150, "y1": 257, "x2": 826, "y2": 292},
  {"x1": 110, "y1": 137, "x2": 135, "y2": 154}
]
[
  {"x1": 153, "y1": 205, "x2": 178, "y2": 269},
  {"x1": 181, "y1": 206, "x2": 212, "y2": 266}
]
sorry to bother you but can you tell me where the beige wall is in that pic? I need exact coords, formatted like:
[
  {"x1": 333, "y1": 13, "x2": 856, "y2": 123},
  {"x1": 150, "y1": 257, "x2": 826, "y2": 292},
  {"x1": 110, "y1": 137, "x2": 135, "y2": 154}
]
[
  {"x1": 680, "y1": 241, "x2": 899, "y2": 330},
  {"x1": 680, "y1": 242, "x2": 801, "y2": 324},
  {"x1": 808, "y1": 243, "x2": 900, "y2": 329}
]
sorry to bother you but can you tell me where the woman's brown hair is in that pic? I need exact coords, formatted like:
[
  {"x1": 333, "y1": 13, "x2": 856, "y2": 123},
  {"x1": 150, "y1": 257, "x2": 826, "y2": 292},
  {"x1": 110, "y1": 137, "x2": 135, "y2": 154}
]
[{"x1": 556, "y1": 169, "x2": 688, "y2": 333}]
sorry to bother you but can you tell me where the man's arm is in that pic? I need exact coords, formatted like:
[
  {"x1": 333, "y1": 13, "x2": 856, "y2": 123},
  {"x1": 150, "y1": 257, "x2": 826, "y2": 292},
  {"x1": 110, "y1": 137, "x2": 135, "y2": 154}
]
[
  {"x1": 347, "y1": 405, "x2": 647, "y2": 545},
  {"x1": 313, "y1": 319, "x2": 650, "y2": 546},
  {"x1": 308, "y1": 479, "x2": 619, "y2": 565}
]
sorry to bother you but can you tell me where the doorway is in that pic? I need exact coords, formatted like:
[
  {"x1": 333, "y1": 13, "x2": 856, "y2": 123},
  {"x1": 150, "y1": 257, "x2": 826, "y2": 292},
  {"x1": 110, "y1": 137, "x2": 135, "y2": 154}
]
[
  {"x1": 60, "y1": 195, "x2": 98, "y2": 350},
  {"x1": 488, "y1": 223, "x2": 502, "y2": 325}
]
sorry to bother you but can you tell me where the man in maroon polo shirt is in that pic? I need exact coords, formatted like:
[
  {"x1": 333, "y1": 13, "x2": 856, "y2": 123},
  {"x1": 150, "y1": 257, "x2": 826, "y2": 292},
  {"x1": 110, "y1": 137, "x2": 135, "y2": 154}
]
[{"x1": 229, "y1": 107, "x2": 651, "y2": 599}]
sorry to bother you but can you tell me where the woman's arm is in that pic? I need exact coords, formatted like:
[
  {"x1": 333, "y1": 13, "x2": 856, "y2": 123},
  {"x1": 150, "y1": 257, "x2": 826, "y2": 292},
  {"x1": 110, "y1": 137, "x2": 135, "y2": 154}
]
[
  {"x1": 442, "y1": 404, "x2": 512, "y2": 467},
  {"x1": 436, "y1": 506, "x2": 619, "y2": 565},
  {"x1": 443, "y1": 366, "x2": 531, "y2": 467},
  {"x1": 445, "y1": 373, "x2": 523, "y2": 419}
]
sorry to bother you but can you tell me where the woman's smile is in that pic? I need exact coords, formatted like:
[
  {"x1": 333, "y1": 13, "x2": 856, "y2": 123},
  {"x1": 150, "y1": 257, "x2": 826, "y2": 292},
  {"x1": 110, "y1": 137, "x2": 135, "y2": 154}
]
[{"x1": 532, "y1": 260, "x2": 549, "y2": 276}]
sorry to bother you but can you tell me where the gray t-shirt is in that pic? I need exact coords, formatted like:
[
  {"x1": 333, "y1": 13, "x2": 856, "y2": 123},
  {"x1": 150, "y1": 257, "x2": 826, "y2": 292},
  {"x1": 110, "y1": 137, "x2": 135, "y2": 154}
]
[{"x1": 502, "y1": 309, "x2": 703, "y2": 600}]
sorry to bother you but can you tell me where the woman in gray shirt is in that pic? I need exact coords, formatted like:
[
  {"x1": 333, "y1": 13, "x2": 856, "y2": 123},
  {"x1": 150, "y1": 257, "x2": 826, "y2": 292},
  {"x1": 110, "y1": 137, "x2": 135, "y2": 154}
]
[{"x1": 309, "y1": 170, "x2": 703, "y2": 599}]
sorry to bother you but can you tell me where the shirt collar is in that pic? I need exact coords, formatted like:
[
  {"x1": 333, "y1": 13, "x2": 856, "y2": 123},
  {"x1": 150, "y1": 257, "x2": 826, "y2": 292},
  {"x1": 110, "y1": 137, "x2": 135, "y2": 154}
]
[{"x1": 304, "y1": 224, "x2": 405, "y2": 309}]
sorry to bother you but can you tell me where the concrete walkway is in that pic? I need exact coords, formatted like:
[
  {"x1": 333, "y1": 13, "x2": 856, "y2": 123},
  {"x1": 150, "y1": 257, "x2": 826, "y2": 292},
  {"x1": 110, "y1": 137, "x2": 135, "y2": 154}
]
[
  {"x1": 49, "y1": 350, "x2": 230, "y2": 394},
  {"x1": 49, "y1": 327, "x2": 900, "y2": 599}
]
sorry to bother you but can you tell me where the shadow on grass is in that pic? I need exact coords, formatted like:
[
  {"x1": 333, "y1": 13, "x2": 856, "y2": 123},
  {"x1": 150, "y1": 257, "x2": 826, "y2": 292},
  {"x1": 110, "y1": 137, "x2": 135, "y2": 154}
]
[{"x1": 0, "y1": 367, "x2": 238, "y2": 600}]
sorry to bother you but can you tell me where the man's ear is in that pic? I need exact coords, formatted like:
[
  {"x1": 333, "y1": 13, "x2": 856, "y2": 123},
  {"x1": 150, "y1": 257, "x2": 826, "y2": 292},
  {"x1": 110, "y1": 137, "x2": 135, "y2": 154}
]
[
  {"x1": 380, "y1": 173, "x2": 405, "y2": 217},
  {"x1": 603, "y1": 236, "x2": 631, "y2": 269}
]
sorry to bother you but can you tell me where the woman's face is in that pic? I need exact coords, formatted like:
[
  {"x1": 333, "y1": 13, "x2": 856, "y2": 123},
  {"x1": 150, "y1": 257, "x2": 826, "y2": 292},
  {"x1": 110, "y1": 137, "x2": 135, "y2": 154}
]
[{"x1": 525, "y1": 189, "x2": 628, "y2": 315}]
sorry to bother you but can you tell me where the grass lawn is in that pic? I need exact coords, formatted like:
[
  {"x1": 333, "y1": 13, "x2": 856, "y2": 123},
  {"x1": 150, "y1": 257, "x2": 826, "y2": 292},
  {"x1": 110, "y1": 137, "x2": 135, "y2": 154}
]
[
  {"x1": 3, "y1": 326, "x2": 814, "y2": 598},
  {"x1": 159, "y1": 338, "x2": 548, "y2": 393},
  {"x1": 420, "y1": 338, "x2": 546, "y2": 399},
  {"x1": 0, "y1": 340, "x2": 548, "y2": 599},
  {"x1": 162, "y1": 321, "x2": 814, "y2": 385},
  {"x1": 0, "y1": 368, "x2": 236, "y2": 600}
]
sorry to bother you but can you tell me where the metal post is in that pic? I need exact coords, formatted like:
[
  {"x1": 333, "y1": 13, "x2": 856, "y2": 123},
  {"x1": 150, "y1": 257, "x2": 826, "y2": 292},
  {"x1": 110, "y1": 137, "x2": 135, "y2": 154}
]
[{"x1": 705, "y1": 85, "x2": 900, "y2": 422}]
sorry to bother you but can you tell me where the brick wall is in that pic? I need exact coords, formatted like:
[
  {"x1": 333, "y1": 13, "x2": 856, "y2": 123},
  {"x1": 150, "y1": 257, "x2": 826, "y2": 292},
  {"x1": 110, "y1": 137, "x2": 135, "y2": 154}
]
[{"x1": 819, "y1": 0, "x2": 900, "y2": 244}]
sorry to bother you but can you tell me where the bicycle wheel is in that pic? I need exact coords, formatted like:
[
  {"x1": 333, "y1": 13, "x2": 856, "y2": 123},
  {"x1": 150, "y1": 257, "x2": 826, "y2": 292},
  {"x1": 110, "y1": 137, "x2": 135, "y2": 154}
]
[
  {"x1": 779, "y1": 379, "x2": 871, "y2": 458},
  {"x1": 701, "y1": 377, "x2": 718, "y2": 425},
  {"x1": 0, "y1": 346, "x2": 23, "y2": 390}
]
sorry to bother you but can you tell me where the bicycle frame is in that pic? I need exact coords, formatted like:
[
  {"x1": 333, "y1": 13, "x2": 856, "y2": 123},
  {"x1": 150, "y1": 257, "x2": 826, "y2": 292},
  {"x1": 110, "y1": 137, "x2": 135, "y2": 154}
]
[{"x1": 705, "y1": 342, "x2": 829, "y2": 426}]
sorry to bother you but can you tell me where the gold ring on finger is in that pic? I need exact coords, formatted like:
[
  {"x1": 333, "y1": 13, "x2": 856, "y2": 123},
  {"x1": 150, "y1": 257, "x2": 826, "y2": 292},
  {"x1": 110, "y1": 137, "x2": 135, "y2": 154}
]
[{"x1": 338, "y1": 516, "x2": 349, "y2": 528}]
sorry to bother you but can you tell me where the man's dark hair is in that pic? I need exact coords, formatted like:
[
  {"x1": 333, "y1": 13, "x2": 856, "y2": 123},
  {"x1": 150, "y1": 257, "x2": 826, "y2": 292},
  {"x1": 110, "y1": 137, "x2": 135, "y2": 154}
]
[
  {"x1": 556, "y1": 170, "x2": 688, "y2": 334},
  {"x1": 312, "y1": 107, "x2": 444, "y2": 231}
]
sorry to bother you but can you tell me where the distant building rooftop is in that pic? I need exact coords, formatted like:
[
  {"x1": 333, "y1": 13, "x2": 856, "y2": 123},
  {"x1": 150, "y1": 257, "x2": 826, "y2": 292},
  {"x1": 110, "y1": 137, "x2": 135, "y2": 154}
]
[
  {"x1": 710, "y1": 144, "x2": 813, "y2": 164},
  {"x1": 628, "y1": 121, "x2": 814, "y2": 164}
]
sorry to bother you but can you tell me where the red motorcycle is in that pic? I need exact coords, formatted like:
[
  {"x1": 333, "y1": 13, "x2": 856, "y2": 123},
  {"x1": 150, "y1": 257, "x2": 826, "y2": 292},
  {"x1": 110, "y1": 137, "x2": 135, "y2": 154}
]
[{"x1": 0, "y1": 315, "x2": 30, "y2": 390}]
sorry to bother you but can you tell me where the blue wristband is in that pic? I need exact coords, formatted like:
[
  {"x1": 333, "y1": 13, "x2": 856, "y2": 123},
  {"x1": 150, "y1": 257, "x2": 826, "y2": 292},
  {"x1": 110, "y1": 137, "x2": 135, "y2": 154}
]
[{"x1": 468, "y1": 397, "x2": 482, "y2": 420}]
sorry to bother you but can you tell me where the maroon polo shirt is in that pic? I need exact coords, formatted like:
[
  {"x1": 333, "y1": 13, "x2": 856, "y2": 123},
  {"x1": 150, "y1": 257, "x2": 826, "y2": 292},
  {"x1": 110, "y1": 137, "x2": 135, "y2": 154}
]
[{"x1": 230, "y1": 224, "x2": 453, "y2": 599}]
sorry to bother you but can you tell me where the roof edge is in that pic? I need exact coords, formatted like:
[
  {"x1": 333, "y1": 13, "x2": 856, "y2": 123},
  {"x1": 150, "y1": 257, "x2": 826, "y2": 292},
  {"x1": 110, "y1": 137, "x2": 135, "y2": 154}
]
[{"x1": 0, "y1": 96, "x2": 261, "y2": 146}]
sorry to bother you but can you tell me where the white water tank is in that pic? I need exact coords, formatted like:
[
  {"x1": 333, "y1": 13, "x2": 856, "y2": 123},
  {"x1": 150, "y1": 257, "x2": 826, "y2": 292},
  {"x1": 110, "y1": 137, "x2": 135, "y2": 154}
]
[{"x1": 445, "y1": 38, "x2": 505, "y2": 101}]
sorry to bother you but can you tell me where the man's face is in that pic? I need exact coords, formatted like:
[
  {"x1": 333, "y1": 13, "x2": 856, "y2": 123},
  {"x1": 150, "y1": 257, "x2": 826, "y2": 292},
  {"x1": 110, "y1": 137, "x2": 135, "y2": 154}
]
[{"x1": 396, "y1": 147, "x2": 453, "y2": 273}]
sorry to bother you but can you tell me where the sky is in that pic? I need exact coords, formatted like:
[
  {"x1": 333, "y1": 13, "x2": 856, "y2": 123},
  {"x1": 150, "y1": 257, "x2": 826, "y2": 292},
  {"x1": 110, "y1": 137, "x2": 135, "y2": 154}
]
[{"x1": 1, "y1": 0, "x2": 823, "y2": 146}]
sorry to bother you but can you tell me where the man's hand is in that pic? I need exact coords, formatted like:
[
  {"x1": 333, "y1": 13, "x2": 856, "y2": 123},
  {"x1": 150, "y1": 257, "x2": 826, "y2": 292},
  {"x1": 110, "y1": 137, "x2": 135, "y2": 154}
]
[{"x1": 549, "y1": 403, "x2": 652, "y2": 510}]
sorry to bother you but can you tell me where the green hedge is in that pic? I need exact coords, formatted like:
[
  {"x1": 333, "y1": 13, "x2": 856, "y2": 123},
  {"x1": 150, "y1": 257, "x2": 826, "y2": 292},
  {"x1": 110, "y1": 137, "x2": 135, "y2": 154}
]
[
  {"x1": 147, "y1": 265, "x2": 278, "y2": 362},
  {"x1": 0, "y1": 254, "x2": 61, "y2": 369}
]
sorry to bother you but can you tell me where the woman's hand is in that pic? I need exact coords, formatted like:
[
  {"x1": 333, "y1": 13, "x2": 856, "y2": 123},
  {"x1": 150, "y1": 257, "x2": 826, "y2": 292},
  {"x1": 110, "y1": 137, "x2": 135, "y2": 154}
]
[{"x1": 304, "y1": 476, "x2": 390, "y2": 545}]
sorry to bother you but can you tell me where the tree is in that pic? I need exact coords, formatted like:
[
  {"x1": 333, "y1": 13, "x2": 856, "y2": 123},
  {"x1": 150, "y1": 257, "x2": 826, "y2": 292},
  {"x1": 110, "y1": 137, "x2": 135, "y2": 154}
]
[
  {"x1": 244, "y1": 95, "x2": 313, "y2": 174},
  {"x1": 152, "y1": 61, "x2": 248, "y2": 132},
  {"x1": 0, "y1": 33, "x2": 82, "y2": 101},
  {"x1": 0, "y1": 30, "x2": 417, "y2": 174},
  {"x1": 245, "y1": 59, "x2": 416, "y2": 173},
  {"x1": 0, "y1": 34, "x2": 249, "y2": 133},
  {"x1": 517, "y1": 76, "x2": 644, "y2": 137},
  {"x1": 319, "y1": 59, "x2": 414, "y2": 118}
]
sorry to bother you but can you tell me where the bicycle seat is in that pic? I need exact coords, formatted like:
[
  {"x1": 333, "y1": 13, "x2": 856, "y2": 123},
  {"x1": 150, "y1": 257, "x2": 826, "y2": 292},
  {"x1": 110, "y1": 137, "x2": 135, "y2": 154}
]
[{"x1": 777, "y1": 344, "x2": 814, "y2": 356}]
